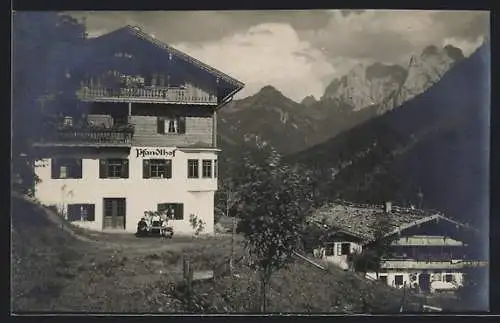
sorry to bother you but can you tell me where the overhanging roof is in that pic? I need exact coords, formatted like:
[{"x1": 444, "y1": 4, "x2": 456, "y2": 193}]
[
  {"x1": 308, "y1": 201, "x2": 478, "y2": 244},
  {"x1": 86, "y1": 25, "x2": 244, "y2": 101}
]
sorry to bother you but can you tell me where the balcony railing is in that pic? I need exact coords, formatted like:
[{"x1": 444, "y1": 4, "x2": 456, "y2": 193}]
[
  {"x1": 77, "y1": 86, "x2": 218, "y2": 105},
  {"x1": 380, "y1": 259, "x2": 487, "y2": 270},
  {"x1": 36, "y1": 125, "x2": 134, "y2": 147}
]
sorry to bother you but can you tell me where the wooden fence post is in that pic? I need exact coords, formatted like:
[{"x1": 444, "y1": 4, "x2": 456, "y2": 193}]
[{"x1": 183, "y1": 256, "x2": 194, "y2": 312}]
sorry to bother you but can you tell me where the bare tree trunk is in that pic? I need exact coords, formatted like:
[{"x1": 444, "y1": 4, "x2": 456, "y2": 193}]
[
  {"x1": 260, "y1": 276, "x2": 267, "y2": 313},
  {"x1": 260, "y1": 269, "x2": 270, "y2": 313}
]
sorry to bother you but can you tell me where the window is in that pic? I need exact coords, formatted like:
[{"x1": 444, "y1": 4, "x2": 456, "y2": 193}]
[
  {"x1": 394, "y1": 275, "x2": 404, "y2": 286},
  {"x1": 325, "y1": 247, "x2": 334, "y2": 256},
  {"x1": 380, "y1": 275, "x2": 388, "y2": 284},
  {"x1": 157, "y1": 116, "x2": 186, "y2": 134},
  {"x1": 444, "y1": 274, "x2": 453, "y2": 283},
  {"x1": 51, "y1": 158, "x2": 82, "y2": 179},
  {"x1": 188, "y1": 159, "x2": 199, "y2": 178},
  {"x1": 143, "y1": 159, "x2": 172, "y2": 179},
  {"x1": 158, "y1": 203, "x2": 184, "y2": 220},
  {"x1": 99, "y1": 159, "x2": 129, "y2": 179},
  {"x1": 63, "y1": 116, "x2": 73, "y2": 127},
  {"x1": 67, "y1": 204, "x2": 95, "y2": 222},
  {"x1": 341, "y1": 243, "x2": 351, "y2": 255},
  {"x1": 213, "y1": 159, "x2": 218, "y2": 178},
  {"x1": 202, "y1": 160, "x2": 212, "y2": 178}
]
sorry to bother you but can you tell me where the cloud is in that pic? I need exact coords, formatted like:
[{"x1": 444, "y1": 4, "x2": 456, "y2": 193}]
[
  {"x1": 70, "y1": 10, "x2": 490, "y2": 100},
  {"x1": 69, "y1": 10, "x2": 333, "y2": 44},
  {"x1": 304, "y1": 10, "x2": 489, "y2": 65},
  {"x1": 173, "y1": 23, "x2": 335, "y2": 102}
]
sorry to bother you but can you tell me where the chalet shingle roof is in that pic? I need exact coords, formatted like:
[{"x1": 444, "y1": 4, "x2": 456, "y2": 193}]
[
  {"x1": 112, "y1": 26, "x2": 245, "y2": 89},
  {"x1": 308, "y1": 201, "x2": 443, "y2": 243}
]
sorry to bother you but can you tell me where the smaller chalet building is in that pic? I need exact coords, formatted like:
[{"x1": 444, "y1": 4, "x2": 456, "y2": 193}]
[{"x1": 306, "y1": 201, "x2": 482, "y2": 294}]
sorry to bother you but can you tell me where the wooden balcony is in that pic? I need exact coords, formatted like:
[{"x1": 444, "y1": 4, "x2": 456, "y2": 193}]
[
  {"x1": 34, "y1": 125, "x2": 134, "y2": 148},
  {"x1": 76, "y1": 86, "x2": 218, "y2": 105}
]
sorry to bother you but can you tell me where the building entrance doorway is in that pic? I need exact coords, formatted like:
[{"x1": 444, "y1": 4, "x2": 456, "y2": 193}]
[
  {"x1": 103, "y1": 198, "x2": 126, "y2": 229},
  {"x1": 419, "y1": 273, "x2": 431, "y2": 292}
]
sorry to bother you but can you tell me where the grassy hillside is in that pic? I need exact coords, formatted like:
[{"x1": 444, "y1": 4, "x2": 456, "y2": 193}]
[
  {"x1": 11, "y1": 195, "x2": 439, "y2": 313},
  {"x1": 191, "y1": 259, "x2": 423, "y2": 313}
]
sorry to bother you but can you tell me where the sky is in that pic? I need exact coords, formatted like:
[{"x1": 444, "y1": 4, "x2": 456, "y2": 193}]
[{"x1": 68, "y1": 10, "x2": 490, "y2": 102}]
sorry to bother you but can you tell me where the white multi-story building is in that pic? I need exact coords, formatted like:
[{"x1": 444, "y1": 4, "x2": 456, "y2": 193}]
[{"x1": 32, "y1": 25, "x2": 244, "y2": 235}]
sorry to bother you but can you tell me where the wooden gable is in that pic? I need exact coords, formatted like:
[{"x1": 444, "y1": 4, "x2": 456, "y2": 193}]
[
  {"x1": 71, "y1": 26, "x2": 243, "y2": 103},
  {"x1": 393, "y1": 216, "x2": 478, "y2": 243}
]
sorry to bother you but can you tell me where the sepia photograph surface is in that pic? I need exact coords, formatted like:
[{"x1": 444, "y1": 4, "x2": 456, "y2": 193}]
[{"x1": 11, "y1": 9, "x2": 490, "y2": 314}]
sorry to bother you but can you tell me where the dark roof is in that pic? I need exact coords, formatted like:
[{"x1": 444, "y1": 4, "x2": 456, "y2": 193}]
[
  {"x1": 308, "y1": 201, "x2": 467, "y2": 243},
  {"x1": 93, "y1": 25, "x2": 245, "y2": 90}
]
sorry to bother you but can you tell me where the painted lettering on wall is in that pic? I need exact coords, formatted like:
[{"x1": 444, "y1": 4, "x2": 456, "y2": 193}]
[{"x1": 135, "y1": 148, "x2": 177, "y2": 158}]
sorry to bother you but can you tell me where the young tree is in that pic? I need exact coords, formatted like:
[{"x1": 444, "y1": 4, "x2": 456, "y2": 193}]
[
  {"x1": 235, "y1": 149, "x2": 318, "y2": 312},
  {"x1": 371, "y1": 208, "x2": 393, "y2": 279},
  {"x1": 349, "y1": 207, "x2": 393, "y2": 277}
]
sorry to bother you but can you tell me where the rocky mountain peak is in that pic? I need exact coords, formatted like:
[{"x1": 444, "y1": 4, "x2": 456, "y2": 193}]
[
  {"x1": 258, "y1": 85, "x2": 283, "y2": 97},
  {"x1": 422, "y1": 44, "x2": 440, "y2": 57},
  {"x1": 319, "y1": 44, "x2": 465, "y2": 115},
  {"x1": 300, "y1": 95, "x2": 318, "y2": 107},
  {"x1": 365, "y1": 62, "x2": 408, "y2": 84},
  {"x1": 321, "y1": 62, "x2": 407, "y2": 110},
  {"x1": 443, "y1": 44, "x2": 465, "y2": 61},
  {"x1": 379, "y1": 44, "x2": 466, "y2": 114}
]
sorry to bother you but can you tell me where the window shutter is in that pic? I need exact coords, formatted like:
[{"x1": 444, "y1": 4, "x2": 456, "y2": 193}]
[
  {"x1": 87, "y1": 204, "x2": 95, "y2": 221},
  {"x1": 176, "y1": 203, "x2": 184, "y2": 220},
  {"x1": 121, "y1": 159, "x2": 129, "y2": 178},
  {"x1": 178, "y1": 116, "x2": 186, "y2": 134},
  {"x1": 67, "y1": 204, "x2": 78, "y2": 221},
  {"x1": 157, "y1": 203, "x2": 168, "y2": 213},
  {"x1": 336, "y1": 244, "x2": 342, "y2": 256},
  {"x1": 157, "y1": 117, "x2": 165, "y2": 134},
  {"x1": 75, "y1": 159, "x2": 83, "y2": 178},
  {"x1": 51, "y1": 159, "x2": 60, "y2": 179},
  {"x1": 143, "y1": 160, "x2": 151, "y2": 179},
  {"x1": 99, "y1": 159, "x2": 108, "y2": 178},
  {"x1": 166, "y1": 160, "x2": 172, "y2": 178}
]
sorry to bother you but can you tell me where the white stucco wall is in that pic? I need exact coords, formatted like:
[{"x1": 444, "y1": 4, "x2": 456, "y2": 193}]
[
  {"x1": 34, "y1": 146, "x2": 217, "y2": 235},
  {"x1": 318, "y1": 241, "x2": 363, "y2": 270},
  {"x1": 366, "y1": 270, "x2": 464, "y2": 292}
]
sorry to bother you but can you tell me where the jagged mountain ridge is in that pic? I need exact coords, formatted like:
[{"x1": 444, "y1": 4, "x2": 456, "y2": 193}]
[
  {"x1": 218, "y1": 86, "x2": 378, "y2": 156},
  {"x1": 218, "y1": 86, "x2": 321, "y2": 154},
  {"x1": 322, "y1": 44, "x2": 464, "y2": 114},
  {"x1": 218, "y1": 44, "x2": 465, "y2": 156},
  {"x1": 286, "y1": 42, "x2": 490, "y2": 230}
]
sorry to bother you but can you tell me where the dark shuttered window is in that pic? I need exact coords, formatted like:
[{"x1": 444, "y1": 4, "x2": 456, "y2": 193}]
[
  {"x1": 51, "y1": 158, "x2": 83, "y2": 179},
  {"x1": 157, "y1": 116, "x2": 186, "y2": 134},
  {"x1": 158, "y1": 203, "x2": 184, "y2": 220},
  {"x1": 143, "y1": 159, "x2": 172, "y2": 179},
  {"x1": 67, "y1": 204, "x2": 95, "y2": 221},
  {"x1": 99, "y1": 159, "x2": 129, "y2": 179}
]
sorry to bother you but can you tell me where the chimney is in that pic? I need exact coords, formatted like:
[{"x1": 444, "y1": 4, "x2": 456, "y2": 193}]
[{"x1": 384, "y1": 201, "x2": 392, "y2": 214}]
